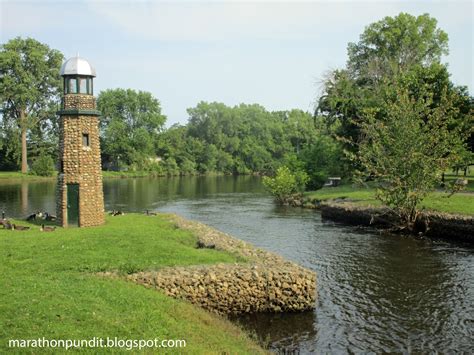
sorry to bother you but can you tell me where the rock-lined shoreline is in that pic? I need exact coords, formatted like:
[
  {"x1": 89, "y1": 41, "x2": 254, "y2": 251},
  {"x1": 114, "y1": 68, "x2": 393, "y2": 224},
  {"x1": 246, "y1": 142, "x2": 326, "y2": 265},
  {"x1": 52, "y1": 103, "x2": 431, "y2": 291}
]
[
  {"x1": 126, "y1": 214, "x2": 316, "y2": 315},
  {"x1": 319, "y1": 202, "x2": 473, "y2": 242}
]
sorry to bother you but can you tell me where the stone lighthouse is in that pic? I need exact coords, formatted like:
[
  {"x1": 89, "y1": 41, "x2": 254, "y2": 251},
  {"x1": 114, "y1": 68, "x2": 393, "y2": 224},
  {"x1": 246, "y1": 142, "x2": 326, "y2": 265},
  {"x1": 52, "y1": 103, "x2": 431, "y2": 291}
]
[{"x1": 56, "y1": 56, "x2": 105, "y2": 227}]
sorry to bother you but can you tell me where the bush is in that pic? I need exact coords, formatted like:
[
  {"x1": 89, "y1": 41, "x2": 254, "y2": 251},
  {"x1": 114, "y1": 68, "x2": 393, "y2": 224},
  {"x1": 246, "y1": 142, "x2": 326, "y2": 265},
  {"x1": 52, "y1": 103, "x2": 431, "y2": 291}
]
[
  {"x1": 179, "y1": 159, "x2": 197, "y2": 175},
  {"x1": 146, "y1": 161, "x2": 165, "y2": 176},
  {"x1": 162, "y1": 157, "x2": 180, "y2": 176},
  {"x1": 262, "y1": 166, "x2": 308, "y2": 205},
  {"x1": 30, "y1": 152, "x2": 55, "y2": 176}
]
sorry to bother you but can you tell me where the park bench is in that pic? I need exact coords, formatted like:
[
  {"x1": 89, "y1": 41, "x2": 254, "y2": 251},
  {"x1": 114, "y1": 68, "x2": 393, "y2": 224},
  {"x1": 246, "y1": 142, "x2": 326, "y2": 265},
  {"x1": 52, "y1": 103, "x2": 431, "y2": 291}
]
[{"x1": 324, "y1": 177, "x2": 341, "y2": 187}]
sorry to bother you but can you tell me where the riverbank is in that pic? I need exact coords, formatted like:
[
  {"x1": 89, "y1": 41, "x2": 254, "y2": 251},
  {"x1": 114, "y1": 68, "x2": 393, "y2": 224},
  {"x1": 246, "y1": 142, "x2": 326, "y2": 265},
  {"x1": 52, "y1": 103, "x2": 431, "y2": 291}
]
[
  {"x1": 0, "y1": 171, "x2": 56, "y2": 180},
  {"x1": 0, "y1": 214, "x2": 267, "y2": 353},
  {"x1": 320, "y1": 202, "x2": 473, "y2": 243},
  {"x1": 0, "y1": 170, "x2": 233, "y2": 180},
  {"x1": 302, "y1": 184, "x2": 474, "y2": 215},
  {"x1": 0, "y1": 171, "x2": 152, "y2": 180},
  {"x1": 124, "y1": 214, "x2": 316, "y2": 314},
  {"x1": 294, "y1": 184, "x2": 473, "y2": 242}
]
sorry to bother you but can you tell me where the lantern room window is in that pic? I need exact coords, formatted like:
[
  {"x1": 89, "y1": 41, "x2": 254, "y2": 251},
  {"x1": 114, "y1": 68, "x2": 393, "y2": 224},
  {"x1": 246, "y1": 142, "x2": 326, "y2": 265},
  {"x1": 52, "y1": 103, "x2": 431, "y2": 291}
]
[
  {"x1": 68, "y1": 78, "x2": 77, "y2": 93},
  {"x1": 64, "y1": 77, "x2": 93, "y2": 95},
  {"x1": 79, "y1": 78, "x2": 88, "y2": 94}
]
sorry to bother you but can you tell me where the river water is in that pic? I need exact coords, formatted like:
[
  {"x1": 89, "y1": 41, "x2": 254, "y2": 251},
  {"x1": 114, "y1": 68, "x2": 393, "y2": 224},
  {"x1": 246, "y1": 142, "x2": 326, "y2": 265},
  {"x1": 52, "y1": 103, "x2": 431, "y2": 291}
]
[{"x1": 1, "y1": 176, "x2": 473, "y2": 353}]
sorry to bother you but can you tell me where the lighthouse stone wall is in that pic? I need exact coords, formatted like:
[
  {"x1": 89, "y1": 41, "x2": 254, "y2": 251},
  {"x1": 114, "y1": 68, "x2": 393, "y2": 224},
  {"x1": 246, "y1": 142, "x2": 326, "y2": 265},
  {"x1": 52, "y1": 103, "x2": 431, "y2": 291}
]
[{"x1": 56, "y1": 94, "x2": 105, "y2": 227}]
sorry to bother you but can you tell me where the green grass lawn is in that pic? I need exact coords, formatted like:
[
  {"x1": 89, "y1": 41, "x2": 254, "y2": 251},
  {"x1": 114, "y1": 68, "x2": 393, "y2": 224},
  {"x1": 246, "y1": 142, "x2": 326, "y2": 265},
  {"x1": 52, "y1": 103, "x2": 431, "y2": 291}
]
[
  {"x1": 305, "y1": 184, "x2": 474, "y2": 215},
  {"x1": 442, "y1": 166, "x2": 474, "y2": 192},
  {"x1": 0, "y1": 214, "x2": 264, "y2": 354},
  {"x1": 443, "y1": 175, "x2": 474, "y2": 192}
]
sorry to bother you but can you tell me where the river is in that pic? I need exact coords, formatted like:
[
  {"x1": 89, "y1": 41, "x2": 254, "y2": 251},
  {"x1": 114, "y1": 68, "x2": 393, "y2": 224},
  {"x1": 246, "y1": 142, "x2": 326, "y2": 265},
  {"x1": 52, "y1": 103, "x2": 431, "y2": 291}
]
[{"x1": 1, "y1": 175, "x2": 473, "y2": 353}]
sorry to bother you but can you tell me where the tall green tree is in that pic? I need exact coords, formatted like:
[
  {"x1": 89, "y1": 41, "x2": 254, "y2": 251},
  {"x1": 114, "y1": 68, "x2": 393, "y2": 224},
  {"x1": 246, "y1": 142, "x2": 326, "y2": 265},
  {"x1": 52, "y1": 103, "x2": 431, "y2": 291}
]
[
  {"x1": 347, "y1": 12, "x2": 448, "y2": 81},
  {"x1": 317, "y1": 13, "x2": 472, "y2": 160},
  {"x1": 0, "y1": 37, "x2": 63, "y2": 173},
  {"x1": 97, "y1": 89, "x2": 166, "y2": 170}
]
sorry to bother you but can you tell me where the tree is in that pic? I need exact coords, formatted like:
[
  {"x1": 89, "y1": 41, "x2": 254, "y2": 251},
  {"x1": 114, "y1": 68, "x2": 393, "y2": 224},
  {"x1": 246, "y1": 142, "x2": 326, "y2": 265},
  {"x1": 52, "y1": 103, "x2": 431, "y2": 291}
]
[
  {"x1": 317, "y1": 13, "x2": 471, "y2": 161},
  {"x1": 398, "y1": 63, "x2": 474, "y2": 158},
  {"x1": 97, "y1": 89, "x2": 166, "y2": 170},
  {"x1": 299, "y1": 136, "x2": 346, "y2": 190},
  {"x1": 0, "y1": 118, "x2": 21, "y2": 170},
  {"x1": 355, "y1": 86, "x2": 470, "y2": 229},
  {"x1": 0, "y1": 37, "x2": 63, "y2": 173},
  {"x1": 317, "y1": 69, "x2": 378, "y2": 151},
  {"x1": 347, "y1": 13, "x2": 448, "y2": 81},
  {"x1": 184, "y1": 102, "x2": 317, "y2": 175}
]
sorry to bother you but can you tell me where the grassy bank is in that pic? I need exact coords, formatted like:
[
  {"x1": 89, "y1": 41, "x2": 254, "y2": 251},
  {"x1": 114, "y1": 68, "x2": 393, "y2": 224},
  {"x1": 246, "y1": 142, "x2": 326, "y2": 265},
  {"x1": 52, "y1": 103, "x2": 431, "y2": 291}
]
[
  {"x1": 0, "y1": 171, "x2": 56, "y2": 180},
  {"x1": 101, "y1": 171, "x2": 229, "y2": 179},
  {"x1": 0, "y1": 214, "x2": 265, "y2": 353},
  {"x1": 305, "y1": 184, "x2": 474, "y2": 215},
  {"x1": 0, "y1": 171, "x2": 148, "y2": 180},
  {"x1": 0, "y1": 171, "x2": 226, "y2": 180},
  {"x1": 102, "y1": 171, "x2": 151, "y2": 178}
]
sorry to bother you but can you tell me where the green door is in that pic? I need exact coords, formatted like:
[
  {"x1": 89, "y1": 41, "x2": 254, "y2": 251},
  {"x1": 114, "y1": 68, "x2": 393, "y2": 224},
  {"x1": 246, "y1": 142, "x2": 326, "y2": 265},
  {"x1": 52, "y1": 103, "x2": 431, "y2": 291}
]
[{"x1": 67, "y1": 184, "x2": 79, "y2": 227}]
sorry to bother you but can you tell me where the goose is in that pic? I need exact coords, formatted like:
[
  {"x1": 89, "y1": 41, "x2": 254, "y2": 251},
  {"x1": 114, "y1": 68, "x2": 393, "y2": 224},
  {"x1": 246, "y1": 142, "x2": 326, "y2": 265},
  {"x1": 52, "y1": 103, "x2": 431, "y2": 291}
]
[
  {"x1": 144, "y1": 209, "x2": 157, "y2": 216},
  {"x1": 40, "y1": 224, "x2": 56, "y2": 232},
  {"x1": 26, "y1": 213, "x2": 37, "y2": 221},
  {"x1": 109, "y1": 209, "x2": 124, "y2": 216},
  {"x1": 26, "y1": 211, "x2": 43, "y2": 221},
  {"x1": 13, "y1": 224, "x2": 30, "y2": 231},
  {"x1": 43, "y1": 212, "x2": 57, "y2": 221},
  {"x1": 1, "y1": 220, "x2": 13, "y2": 230}
]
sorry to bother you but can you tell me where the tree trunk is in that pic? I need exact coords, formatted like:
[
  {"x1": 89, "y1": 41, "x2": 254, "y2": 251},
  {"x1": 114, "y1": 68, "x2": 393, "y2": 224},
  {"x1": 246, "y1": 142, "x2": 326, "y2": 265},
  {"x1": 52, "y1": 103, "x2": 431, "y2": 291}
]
[{"x1": 20, "y1": 110, "x2": 28, "y2": 174}]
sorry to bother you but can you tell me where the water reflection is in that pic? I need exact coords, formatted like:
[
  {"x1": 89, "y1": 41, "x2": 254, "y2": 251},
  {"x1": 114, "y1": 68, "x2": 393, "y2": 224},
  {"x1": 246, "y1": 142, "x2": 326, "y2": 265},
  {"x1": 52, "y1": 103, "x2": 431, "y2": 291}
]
[
  {"x1": 0, "y1": 179, "x2": 56, "y2": 217},
  {"x1": 230, "y1": 311, "x2": 318, "y2": 353},
  {"x1": 0, "y1": 176, "x2": 472, "y2": 353}
]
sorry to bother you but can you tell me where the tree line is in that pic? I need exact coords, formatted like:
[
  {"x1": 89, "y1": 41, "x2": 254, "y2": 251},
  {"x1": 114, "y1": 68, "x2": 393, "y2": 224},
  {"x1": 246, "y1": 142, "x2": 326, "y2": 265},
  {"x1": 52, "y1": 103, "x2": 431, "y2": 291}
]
[{"x1": 0, "y1": 39, "x2": 344, "y2": 188}]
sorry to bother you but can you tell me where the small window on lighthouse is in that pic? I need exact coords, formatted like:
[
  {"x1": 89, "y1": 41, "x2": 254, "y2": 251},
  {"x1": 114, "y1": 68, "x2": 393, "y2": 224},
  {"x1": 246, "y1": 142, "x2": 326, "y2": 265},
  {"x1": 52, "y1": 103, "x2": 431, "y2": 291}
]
[{"x1": 82, "y1": 133, "x2": 90, "y2": 147}]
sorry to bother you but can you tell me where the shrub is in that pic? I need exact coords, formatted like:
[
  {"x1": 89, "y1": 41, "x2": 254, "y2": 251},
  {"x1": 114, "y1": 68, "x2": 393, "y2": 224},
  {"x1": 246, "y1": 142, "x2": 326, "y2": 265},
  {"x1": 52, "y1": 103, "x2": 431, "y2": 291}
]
[
  {"x1": 162, "y1": 157, "x2": 180, "y2": 176},
  {"x1": 30, "y1": 152, "x2": 55, "y2": 176},
  {"x1": 262, "y1": 166, "x2": 308, "y2": 205},
  {"x1": 179, "y1": 159, "x2": 197, "y2": 175}
]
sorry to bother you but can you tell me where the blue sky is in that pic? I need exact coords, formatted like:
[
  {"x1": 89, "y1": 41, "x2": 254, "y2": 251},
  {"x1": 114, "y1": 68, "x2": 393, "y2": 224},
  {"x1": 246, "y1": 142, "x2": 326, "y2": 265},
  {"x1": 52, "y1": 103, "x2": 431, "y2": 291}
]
[{"x1": 1, "y1": 0, "x2": 473, "y2": 126}]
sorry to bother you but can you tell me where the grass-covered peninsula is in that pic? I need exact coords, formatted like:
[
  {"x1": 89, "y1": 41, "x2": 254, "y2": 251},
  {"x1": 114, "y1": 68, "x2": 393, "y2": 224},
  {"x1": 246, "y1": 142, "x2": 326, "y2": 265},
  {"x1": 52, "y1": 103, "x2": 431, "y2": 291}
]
[
  {"x1": 305, "y1": 183, "x2": 474, "y2": 216},
  {"x1": 0, "y1": 214, "x2": 265, "y2": 353}
]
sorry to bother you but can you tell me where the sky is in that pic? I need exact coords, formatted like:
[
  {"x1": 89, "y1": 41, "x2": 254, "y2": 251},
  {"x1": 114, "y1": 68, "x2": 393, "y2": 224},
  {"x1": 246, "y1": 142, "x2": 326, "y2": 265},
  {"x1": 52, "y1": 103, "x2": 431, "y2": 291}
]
[{"x1": 1, "y1": 0, "x2": 473, "y2": 126}]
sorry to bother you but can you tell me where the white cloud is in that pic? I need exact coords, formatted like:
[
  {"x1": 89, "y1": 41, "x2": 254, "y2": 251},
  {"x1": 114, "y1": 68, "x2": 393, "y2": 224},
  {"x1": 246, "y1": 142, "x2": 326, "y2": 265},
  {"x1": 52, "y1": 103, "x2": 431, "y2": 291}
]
[
  {"x1": 85, "y1": 1, "x2": 409, "y2": 42},
  {"x1": 88, "y1": 1, "x2": 472, "y2": 42},
  {"x1": 0, "y1": 1, "x2": 67, "y2": 35}
]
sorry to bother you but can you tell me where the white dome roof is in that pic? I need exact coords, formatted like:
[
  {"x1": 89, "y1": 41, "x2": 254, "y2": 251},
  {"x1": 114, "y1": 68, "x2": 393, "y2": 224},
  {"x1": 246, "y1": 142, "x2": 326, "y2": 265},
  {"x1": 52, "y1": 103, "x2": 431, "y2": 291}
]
[{"x1": 60, "y1": 56, "x2": 96, "y2": 77}]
